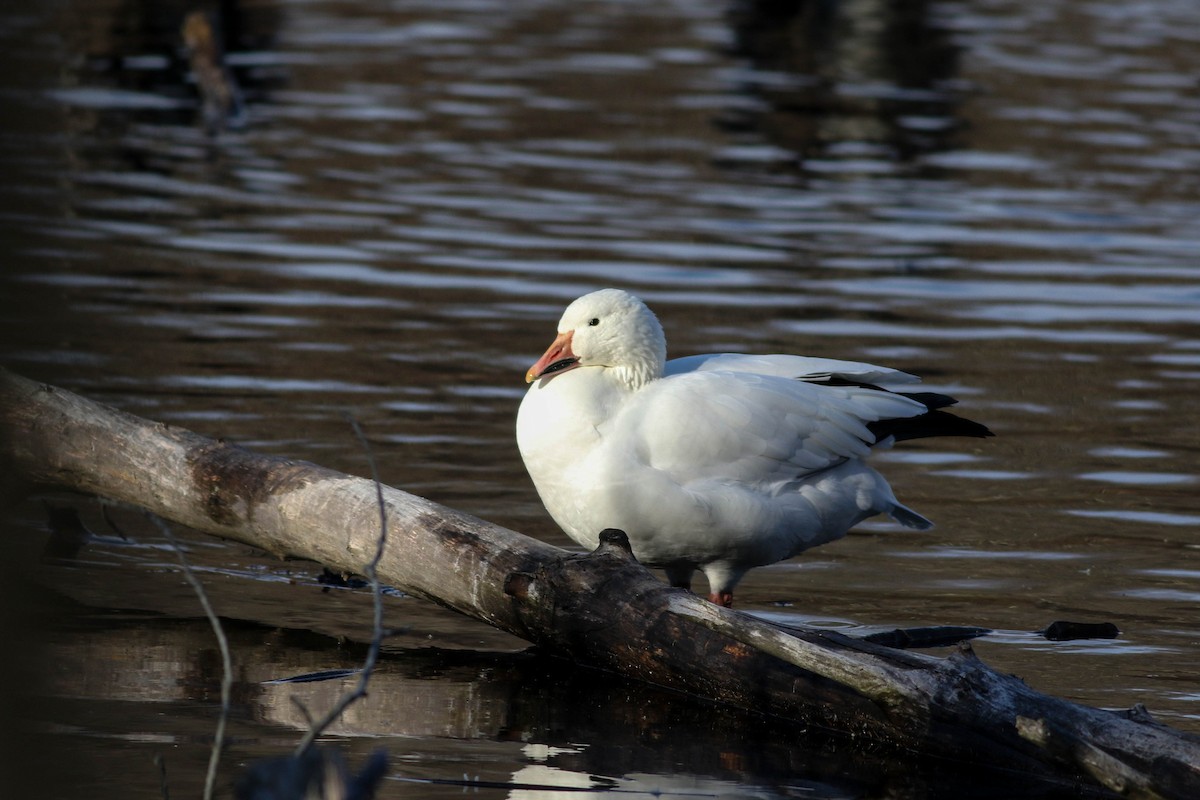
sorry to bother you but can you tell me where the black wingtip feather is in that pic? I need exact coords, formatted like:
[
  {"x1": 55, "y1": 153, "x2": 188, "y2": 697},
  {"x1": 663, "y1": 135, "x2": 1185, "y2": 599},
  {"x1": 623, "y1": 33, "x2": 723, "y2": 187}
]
[
  {"x1": 898, "y1": 391, "x2": 959, "y2": 410},
  {"x1": 869, "y1": 409, "x2": 994, "y2": 443},
  {"x1": 805, "y1": 375, "x2": 993, "y2": 443}
]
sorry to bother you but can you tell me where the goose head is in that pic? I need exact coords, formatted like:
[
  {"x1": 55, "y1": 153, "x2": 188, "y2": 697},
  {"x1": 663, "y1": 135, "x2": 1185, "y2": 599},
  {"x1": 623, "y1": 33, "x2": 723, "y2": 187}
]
[{"x1": 525, "y1": 289, "x2": 667, "y2": 391}]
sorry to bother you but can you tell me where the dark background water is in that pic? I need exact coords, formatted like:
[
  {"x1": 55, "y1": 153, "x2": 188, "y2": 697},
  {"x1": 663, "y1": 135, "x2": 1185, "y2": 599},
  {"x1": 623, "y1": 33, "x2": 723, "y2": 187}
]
[{"x1": 2, "y1": 0, "x2": 1199, "y2": 797}]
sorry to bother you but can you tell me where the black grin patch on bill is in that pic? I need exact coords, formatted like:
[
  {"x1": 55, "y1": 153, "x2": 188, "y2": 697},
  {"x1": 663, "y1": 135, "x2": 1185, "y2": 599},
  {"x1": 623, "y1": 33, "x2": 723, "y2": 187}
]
[{"x1": 541, "y1": 358, "x2": 579, "y2": 376}]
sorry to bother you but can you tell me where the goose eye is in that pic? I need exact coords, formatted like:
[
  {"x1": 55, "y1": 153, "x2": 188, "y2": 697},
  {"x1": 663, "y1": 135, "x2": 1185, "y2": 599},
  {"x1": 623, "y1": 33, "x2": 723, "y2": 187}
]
[{"x1": 588, "y1": 318, "x2": 600, "y2": 327}]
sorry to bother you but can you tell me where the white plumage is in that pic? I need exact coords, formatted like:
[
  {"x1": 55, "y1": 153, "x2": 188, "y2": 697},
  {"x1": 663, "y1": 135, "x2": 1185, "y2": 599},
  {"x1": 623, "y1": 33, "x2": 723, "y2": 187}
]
[{"x1": 516, "y1": 289, "x2": 990, "y2": 606}]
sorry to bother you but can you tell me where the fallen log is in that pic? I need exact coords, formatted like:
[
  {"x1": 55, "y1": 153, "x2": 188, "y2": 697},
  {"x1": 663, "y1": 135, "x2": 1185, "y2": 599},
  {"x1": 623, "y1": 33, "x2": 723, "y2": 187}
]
[{"x1": 1, "y1": 368, "x2": 1197, "y2": 799}]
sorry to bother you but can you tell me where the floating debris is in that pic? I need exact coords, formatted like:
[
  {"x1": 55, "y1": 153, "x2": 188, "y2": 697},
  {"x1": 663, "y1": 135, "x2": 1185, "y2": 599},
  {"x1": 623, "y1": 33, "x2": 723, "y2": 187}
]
[
  {"x1": 863, "y1": 625, "x2": 991, "y2": 649},
  {"x1": 1041, "y1": 620, "x2": 1120, "y2": 642}
]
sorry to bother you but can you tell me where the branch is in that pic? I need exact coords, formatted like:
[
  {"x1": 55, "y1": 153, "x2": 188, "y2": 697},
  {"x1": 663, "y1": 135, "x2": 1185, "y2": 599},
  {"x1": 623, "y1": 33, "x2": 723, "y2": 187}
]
[
  {"x1": 150, "y1": 515, "x2": 232, "y2": 800},
  {"x1": 293, "y1": 416, "x2": 388, "y2": 755}
]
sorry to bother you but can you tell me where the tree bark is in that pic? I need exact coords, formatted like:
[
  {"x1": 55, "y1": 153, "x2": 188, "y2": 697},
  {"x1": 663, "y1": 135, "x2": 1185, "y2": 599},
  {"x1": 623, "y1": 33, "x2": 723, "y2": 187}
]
[{"x1": 2, "y1": 368, "x2": 1197, "y2": 799}]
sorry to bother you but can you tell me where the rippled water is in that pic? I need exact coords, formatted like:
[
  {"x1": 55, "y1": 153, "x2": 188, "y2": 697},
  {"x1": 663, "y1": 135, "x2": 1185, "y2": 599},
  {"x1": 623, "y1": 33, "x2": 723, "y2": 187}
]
[{"x1": 2, "y1": 0, "x2": 1200, "y2": 796}]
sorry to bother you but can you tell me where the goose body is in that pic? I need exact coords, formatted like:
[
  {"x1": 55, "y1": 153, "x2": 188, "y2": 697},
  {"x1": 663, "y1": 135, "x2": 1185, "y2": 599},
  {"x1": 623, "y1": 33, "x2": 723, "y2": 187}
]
[{"x1": 516, "y1": 289, "x2": 991, "y2": 606}]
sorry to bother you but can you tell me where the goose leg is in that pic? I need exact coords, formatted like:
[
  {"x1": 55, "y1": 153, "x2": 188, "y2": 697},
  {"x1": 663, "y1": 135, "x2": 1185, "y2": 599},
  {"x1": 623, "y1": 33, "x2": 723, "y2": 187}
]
[
  {"x1": 663, "y1": 564, "x2": 696, "y2": 593},
  {"x1": 707, "y1": 591, "x2": 734, "y2": 608}
]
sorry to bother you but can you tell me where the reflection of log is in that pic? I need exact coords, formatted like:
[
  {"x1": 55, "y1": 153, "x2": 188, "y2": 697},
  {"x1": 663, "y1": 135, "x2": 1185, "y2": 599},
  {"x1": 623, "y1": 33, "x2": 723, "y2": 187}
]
[
  {"x1": 38, "y1": 619, "x2": 984, "y2": 796},
  {"x1": 2, "y1": 368, "x2": 1198, "y2": 799}
]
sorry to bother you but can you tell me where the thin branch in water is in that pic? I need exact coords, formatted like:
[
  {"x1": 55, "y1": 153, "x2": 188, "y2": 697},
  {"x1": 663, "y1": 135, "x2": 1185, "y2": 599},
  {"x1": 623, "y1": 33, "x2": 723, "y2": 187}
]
[
  {"x1": 293, "y1": 415, "x2": 389, "y2": 755},
  {"x1": 289, "y1": 695, "x2": 315, "y2": 729},
  {"x1": 150, "y1": 516, "x2": 232, "y2": 800},
  {"x1": 100, "y1": 500, "x2": 132, "y2": 541},
  {"x1": 154, "y1": 753, "x2": 170, "y2": 800}
]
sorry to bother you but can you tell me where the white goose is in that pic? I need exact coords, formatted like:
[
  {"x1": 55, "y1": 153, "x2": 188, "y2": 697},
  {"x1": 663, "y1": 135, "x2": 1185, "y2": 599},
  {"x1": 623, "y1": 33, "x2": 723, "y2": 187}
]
[{"x1": 516, "y1": 289, "x2": 991, "y2": 607}]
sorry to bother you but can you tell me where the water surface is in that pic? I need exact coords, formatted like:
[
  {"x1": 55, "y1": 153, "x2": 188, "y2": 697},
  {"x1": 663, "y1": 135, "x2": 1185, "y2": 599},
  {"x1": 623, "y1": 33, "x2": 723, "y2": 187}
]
[{"x1": 2, "y1": 0, "x2": 1199, "y2": 796}]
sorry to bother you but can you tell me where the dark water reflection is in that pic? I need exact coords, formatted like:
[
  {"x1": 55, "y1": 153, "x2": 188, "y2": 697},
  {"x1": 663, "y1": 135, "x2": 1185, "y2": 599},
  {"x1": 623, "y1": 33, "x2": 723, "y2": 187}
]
[
  {"x1": 38, "y1": 612, "x2": 1092, "y2": 800},
  {"x1": 3, "y1": 0, "x2": 1200, "y2": 796}
]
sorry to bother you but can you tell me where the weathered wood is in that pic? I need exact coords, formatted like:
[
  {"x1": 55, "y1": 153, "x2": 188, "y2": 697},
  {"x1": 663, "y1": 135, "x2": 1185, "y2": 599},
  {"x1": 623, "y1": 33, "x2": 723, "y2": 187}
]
[{"x1": 2, "y1": 368, "x2": 1198, "y2": 799}]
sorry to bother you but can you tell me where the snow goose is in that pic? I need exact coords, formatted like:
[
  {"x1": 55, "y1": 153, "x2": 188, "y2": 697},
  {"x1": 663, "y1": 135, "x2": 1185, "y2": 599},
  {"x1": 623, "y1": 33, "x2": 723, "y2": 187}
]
[{"x1": 516, "y1": 288, "x2": 991, "y2": 607}]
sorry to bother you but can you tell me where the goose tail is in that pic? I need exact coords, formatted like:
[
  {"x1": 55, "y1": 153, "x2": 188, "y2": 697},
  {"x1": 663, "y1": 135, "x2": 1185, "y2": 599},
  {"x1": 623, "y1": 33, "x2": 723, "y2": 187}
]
[{"x1": 890, "y1": 503, "x2": 934, "y2": 530}]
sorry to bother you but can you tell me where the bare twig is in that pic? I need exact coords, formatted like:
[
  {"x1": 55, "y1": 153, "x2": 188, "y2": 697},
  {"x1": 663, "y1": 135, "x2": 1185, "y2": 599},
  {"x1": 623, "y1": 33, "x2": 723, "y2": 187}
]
[
  {"x1": 100, "y1": 501, "x2": 131, "y2": 540},
  {"x1": 154, "y1": 753, "x2": 170, "y2": 800},
  {"x1": 293, "y1": 416, "x2": 389, "y2": 755},
  {"x1": 150, "y1": 515, "x2": 232, "y2": 800},
  {"x1": 289, "y1": 695, "x2": 315, "y2": 729}
]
